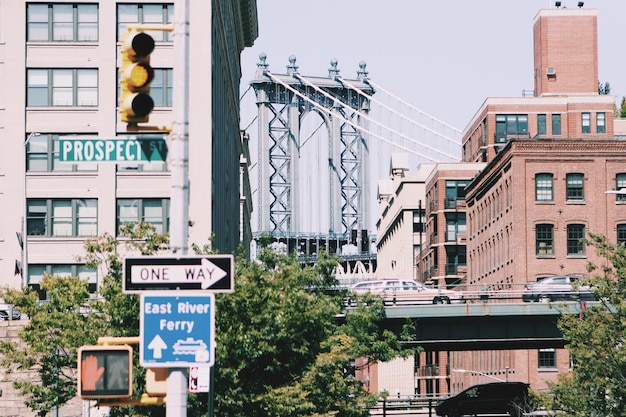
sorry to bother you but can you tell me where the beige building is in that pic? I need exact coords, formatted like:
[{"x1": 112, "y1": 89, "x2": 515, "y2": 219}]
[
  {"x1": 376, "y1": 154, "x2": 433, "y2": 281},
  {"x1": 0, "y1": 1, "x2": 256, "y2": 299},
  {"x1": 0, "y1": 2, "x2": 257, "y2": 414}
]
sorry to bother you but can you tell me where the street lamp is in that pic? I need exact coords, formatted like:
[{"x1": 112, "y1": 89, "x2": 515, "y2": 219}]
[
  {"x1": 452, "y1": 368, "x2": 508, "y2": 382},
  {"x1": 23, "y1": 132, "x2": 40, "y2": 287}
]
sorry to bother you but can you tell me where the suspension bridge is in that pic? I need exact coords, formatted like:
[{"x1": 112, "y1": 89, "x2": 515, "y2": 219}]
[{"x1": 239, "y1": 54, "x2": 463, "y2": 277}]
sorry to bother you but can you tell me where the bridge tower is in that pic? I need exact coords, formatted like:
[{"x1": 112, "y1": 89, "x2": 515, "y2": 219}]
[{"x1": 250, "y1": 54, "x2": 374, "y2": 252}]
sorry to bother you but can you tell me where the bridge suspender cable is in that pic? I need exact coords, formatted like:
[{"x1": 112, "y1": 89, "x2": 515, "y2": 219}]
[
  {"x1": 264, "y1": 71, "x2": 445, "y2": 162},
  {"x1": 365, "y1": 79, "x2": 462, "y2": 137},
  {"x1": 291, "y1": 73, "x2": 459, "y2": 162},
  {"x1": 337, "y1": 76, "x2": 461, "y2": 147}
]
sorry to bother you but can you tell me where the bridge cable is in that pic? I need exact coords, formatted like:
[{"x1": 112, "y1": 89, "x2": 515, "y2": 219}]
[
  {"x1": 292, "y1": 73, "x2": 459, "y2": 161},
  {"x1": 338, "y1": 76, "x2": 461, "y2": 146},
  {"x1": 264, "y1": 71, "x2": 443, "y2": 161},
  {"x1": 366, "y1": 79, "x2": 462, "y2": 136}
]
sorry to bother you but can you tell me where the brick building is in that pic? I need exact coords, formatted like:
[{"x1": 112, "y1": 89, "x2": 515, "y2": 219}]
[{"x1": 457, "y1": 7, "x2": 624, "y2": 393}]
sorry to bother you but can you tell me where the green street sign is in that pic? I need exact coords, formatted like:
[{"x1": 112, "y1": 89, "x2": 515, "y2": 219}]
[{"x1": 59, "y1": 138, "x2": 167, "y2": 162}]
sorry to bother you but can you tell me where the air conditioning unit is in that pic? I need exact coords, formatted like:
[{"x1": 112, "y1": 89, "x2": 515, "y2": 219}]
[{"x1": 546, "y1": 67, "x2": 556, "y2": 76}]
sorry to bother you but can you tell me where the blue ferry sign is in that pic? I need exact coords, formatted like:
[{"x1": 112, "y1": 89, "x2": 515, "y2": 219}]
[{"x1": 140, "y1": 294, "x2": 215, "y2": 368}]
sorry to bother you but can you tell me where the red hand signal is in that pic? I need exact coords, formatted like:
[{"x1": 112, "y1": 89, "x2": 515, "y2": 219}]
[{"x1": 81, "y1": 354, "x2": 105, "y2": 391}]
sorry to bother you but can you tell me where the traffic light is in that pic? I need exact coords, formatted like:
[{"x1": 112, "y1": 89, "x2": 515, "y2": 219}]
[
  {"x1": 78, "y1": 345, "x2": 133, "y2": 399},
  {"x1": 120, "y1": 29, "x2": 155, "y2": 127}
]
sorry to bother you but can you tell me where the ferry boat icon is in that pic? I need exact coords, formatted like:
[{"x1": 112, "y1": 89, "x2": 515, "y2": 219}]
[{"x1": 173, "y1": 337, "x2": 207, "y2": 355}]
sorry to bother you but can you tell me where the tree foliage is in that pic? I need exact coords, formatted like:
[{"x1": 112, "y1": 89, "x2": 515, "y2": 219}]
[
  {"x1": 0, "y1": 223, "x2": 168, "y2": 417},
  {"x1": 1, "y1": 227, "x2": 415, "y2": 417},
  {"x1": 546, "y1": 233, "x2": 626, "y2": 416},
  {"x1": 213, "y1": 248, "x2": 417, "y2": 417}
]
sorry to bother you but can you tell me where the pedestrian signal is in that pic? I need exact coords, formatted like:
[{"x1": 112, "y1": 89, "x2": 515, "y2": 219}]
[{"x1": 78, "y1": 345, "x2": 133, "y2": 399}]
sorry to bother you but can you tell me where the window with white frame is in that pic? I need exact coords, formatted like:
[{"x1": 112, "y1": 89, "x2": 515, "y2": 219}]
[
  {"x1": 117, "y1": 198, "x2": 170, "y2": 234},
  {"x1": 566, "y1": 173, "x2": 584, "y2": 201},
  {"x1": 27, "y1": 69, "x2": 98, "y2": 107},
  {"x1": 535, "y1": 173, "x2": 554, "y2": 202},
  {"x1": 27, "y1": 199, "x2": 97, "y2": 237},
  {"x1": 538, "y1": 348, "x2": 556, "y2": 368},
  {"x1": 27, "y1": 3, "x2": 98, "y2": 42},
  {"x1": 117, "y1": 3, "x2": 174, "y2": 41},
  {"x1": 596, "y1": 112, "x2": 606, "y2": 133},
  {"x1": 28, "y1": 264, "x2": 97, "y2": 301},
  {"x1": 26, "y1": 133, "x2": 97, "y2": 172}
]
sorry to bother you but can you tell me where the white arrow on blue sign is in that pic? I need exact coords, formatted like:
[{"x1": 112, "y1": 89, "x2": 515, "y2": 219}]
[{"x1": 140, "y1": 294, "x2": 215, "y2": 368}]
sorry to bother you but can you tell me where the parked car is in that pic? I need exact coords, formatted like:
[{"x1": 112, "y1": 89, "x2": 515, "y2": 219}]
[
  {"x1": 0, "y1": 303, "x2": 21, "y2": 321},
  {"x1": 522, "y1": 275, "x2": 595, "y2": 303},
  {"x1": 350, "y1": 279, "x2": 464, "y2": 305},
  {"x1": 435, "y1": 382, "x2": 531, "y2": 417}
]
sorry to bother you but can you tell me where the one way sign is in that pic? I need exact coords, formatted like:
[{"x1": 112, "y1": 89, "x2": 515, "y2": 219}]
[{"x1": 123, "y1": 255, "x2": 234, "y2": 293}]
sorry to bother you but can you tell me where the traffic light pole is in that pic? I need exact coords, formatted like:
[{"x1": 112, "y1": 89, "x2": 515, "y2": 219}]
[{"x1": 168, "y1": 0, "x2": 191, "y2": 416}]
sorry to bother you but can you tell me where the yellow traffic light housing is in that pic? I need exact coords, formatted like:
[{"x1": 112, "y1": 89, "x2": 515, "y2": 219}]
[
  {"x1": 78, "y1": 345, "x2": 133, "y2": 399},
  {"x1": 120, "y1": 29, "x2": 155, "y2": 127}
]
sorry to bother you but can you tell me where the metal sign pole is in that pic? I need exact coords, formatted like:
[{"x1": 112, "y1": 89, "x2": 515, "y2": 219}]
[{"x1": 168, "y1": 0, "x2": 190, "y2": 415}]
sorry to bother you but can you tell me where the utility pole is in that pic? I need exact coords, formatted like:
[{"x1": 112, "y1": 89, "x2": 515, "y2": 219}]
[{"x1": 167, "y1": 0, "x2": 190, "y2": 415}]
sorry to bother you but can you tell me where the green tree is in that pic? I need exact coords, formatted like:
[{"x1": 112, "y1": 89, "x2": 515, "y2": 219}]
[
  {"x1": 0, "y1": 223, "x2": 168, "y2": 417},
  {"x1": 213, "y1": 248, "x2": 416, "y2": 417},
  {"x1": 620, "y1": 96, "x2": 626, "y2": 119},
  {"x1": 546, "y1": 233, "x2": 626, "y2": 416},
  {"x1": 1, "y1": 229, "x2": 415, "y2": 417}
]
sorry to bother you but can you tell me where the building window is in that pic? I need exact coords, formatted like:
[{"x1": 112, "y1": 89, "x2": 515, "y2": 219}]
[
  {"x1": 413, "y1": 209, "x2": 425, "y2": 233},
  {"x1": 538, "y1": 348, "x2": 556, "y2": 368},
  {"x1": 117, "y1": 198, "x2": 170, "y2": 234},
  {"x1": 535, "y1": 173, "x2": 553, "y2": 202},
  {"x1": 552, "y1": 114, "x2": 562, "y2": 136},
  {"x1": 496, "y1": 114, "x2": 528, "y2": 137},
  {"x1": 445, "y1": 246, "x2": 466, "y2": 275},
  {"x1": 28, "y1": 264, "x2": 97, "y2": 301},
  {"x1": 117, "y1": 3, "x2": 174, "y2": 41},
  {"x1": 537, "y1": 114, "x2": 547, "y2": 136},
  {"x1": 27, "y1": 69, "x2": 98, "y2": 107},
  {"x1": 27, "y1": 199, "x2": 97, "y2": 237},
  {"x1": 616, "y1": 173, "x2": 626, "y2": 202},
  {"x1": 150, "y1": 68, "x2": 174, "y2": 107},
  {"x1": 597, "y1": 112, "x2": 606, "y2": 133},
  {"x1": 445, "y1": 180, "x2": 468, "y2": 209},
  {"x1": 446, "y1": 212, "x2": 466, "y2": 242},
  {"x1": 26, "y1": 134, "x2": 98, "y2": 172},
  {"x1": 617, "y1": 224, "x2": 626, "y2": 246},
  {"x1": 27, "y1": 3, "x2": 98, "y2": 42},
  {"x1": 567, "y1": 224, "x2": 586, "y2": 256},
  {"x1": 566, "y1": 173, "x2": 584, "y2": 201},
  {"x1": 581, "y1": 112, "x2": 591, "y2": 134},
  {"x1": 536, "y1": 224, "x2": 554, "y2": 256}
]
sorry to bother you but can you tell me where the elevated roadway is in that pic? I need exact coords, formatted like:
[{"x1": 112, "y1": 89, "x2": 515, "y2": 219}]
[{"x1": 352, "y1": 301, "x2": 601, "y2": 351}]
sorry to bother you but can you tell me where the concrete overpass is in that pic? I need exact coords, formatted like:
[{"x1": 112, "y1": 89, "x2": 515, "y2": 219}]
[{"x1": 349, "y1": 300, "x2": 600, "y2": 351}]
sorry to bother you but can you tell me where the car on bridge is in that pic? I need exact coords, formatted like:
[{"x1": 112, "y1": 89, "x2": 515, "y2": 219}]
[
  {"x1": 350, "y1": 279, "x2": 464, "y2": 305},
  {"x1": 522, "y1": 274, "x2": 595, "y2": 303},
  {"x1": 435, "y1": 382, "x2": 531, "y2": 417}
]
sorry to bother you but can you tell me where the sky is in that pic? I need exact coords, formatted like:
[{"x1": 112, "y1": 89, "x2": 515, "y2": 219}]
[
  {"x1": 241, "y1": 0, "x2": 626, "y2": 131},
  {"x1": 239, "y1": 0, "x2": 626, "y2": 233}
]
